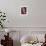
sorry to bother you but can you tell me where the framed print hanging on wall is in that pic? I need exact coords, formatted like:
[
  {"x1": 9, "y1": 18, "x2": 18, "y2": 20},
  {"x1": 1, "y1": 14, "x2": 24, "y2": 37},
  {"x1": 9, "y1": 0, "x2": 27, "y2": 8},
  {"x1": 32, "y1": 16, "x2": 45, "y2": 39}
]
[
  {"x1": 21, "y1": 7, "x2": 27, "y2": 14},
  {"x1": 20, "y1": 5, "x2": 28, "y2": 16}
]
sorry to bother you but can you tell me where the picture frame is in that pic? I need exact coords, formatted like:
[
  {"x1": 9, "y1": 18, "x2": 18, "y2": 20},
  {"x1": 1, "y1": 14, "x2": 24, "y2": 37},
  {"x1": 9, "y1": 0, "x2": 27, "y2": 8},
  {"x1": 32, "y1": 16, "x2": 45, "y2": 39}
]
[{"x1": 20, "y1": 5, "x2": 28, "y2": 16}]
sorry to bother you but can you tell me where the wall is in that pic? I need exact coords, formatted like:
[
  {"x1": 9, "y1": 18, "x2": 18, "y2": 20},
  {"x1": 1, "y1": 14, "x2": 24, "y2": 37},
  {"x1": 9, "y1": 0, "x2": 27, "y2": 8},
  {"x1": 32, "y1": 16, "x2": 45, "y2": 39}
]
[
  {"x1": 32, "y1": 0, "x2": 46, "y2": 27},
  {"x1": 0, "y1": 0, "x2": 46, "y2": 27},
  {"x1": 0, "y1": 0, "x2": 32, "y2": 27}
]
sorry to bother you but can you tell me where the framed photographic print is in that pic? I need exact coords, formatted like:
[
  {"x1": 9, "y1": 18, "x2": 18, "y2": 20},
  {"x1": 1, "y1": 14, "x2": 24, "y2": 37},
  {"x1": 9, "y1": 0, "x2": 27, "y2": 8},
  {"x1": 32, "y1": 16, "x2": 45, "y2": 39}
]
[
  {"x1": 21, "y1": 7, "x2": 27, "y2": 14},
  {"x1": 20, "y1": 5, "x2": 28, "y2": 16}
]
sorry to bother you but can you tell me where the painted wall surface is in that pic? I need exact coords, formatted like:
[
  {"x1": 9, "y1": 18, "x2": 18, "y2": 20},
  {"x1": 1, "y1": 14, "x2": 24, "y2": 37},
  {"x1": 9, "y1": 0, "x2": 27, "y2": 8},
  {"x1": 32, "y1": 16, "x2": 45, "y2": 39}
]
[{"x1": 0, "y1": 0, "x2": 46, "y2": 27}]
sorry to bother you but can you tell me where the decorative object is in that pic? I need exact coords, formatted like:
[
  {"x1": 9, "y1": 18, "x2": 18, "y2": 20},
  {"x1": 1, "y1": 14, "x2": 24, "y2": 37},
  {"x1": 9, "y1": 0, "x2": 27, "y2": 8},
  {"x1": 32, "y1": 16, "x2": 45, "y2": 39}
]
[
  {"x1": 5, "y1": 29, "x2": 10, "y2": 36},
  {"x1": 21, "y1": 7, "x2": 27, "y2": 14},
  {"x1": 20, "y1": 5, "x2": 28, "y2": 16},
  {"x1": 0, "y1": 10, "x2": 6, "y2": 28},
  {"x1": 5, "y1": 29, "x2": 10, "y2": 33},
  {"x1": 41, "y1": 34, "x2": 46, "y2": 46},
  {"x1": 1, "y1": 32, "x2": 13, "y2": 46}
]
